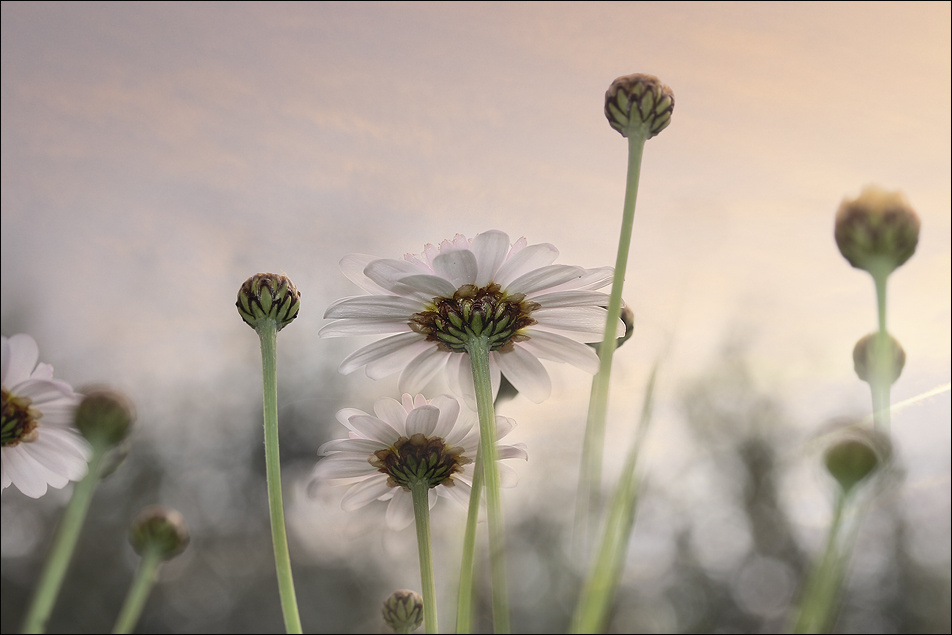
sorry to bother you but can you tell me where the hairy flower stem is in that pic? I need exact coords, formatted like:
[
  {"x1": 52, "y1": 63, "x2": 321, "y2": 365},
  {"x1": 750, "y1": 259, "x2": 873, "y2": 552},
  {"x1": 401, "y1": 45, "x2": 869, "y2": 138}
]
[
  {"x1": 111, "y1": 547, "x2": 163, "y2": 634},
  {"x1": 21, "y1": 443, "x2": 108, "y2": 634},
  {"x1": 871, "y1": 269, "x2": 891, "y2": 433},
  {"x1": 410, "y1": 480, "x2": 439, "y2": 634},
  {"x1": 257, "y1": 321, "x2": 303, "y2": 634},
  {"x1": 465, "y1": 337, "x2": 510, "y2": 633},
  {"x1": 455, "y1": 446, "x2": 484, "y2": 634},
  {"x1": 575, "y1": 130, "x2": 648, "y2": 559}
]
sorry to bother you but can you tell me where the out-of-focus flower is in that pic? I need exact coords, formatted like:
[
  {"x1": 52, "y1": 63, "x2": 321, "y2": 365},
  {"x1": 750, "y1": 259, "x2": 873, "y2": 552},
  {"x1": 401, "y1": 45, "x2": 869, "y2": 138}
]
[
  {"x1": 1, "y1": 334, "x2": 89, "y2": 498},
  {"x1": 320, "y1": 230, "x2": 621, "y2": 403},
  {"x1": 313, "y1": 393, "x2": 527, "y2": 530},
  {"x1": 834, "y1": 185, "x2": 920, "y2": 276},
  {"x1": 129, "y1": 505, "x2": 190, "y2": 560},
  {"x1": 852, "y1": 332, "x2": 906, "y2": 386}
]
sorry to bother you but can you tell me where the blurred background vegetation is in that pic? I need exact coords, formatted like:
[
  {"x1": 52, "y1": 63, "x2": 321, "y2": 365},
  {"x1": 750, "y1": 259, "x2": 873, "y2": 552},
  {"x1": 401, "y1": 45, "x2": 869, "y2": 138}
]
[{"x1": 3, "y1": 338, "x2": 948, "y2": 634}]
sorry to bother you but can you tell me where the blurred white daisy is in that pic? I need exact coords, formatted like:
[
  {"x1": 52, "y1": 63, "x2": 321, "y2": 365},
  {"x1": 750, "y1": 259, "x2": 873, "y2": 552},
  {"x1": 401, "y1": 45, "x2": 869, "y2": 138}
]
[
  {"x1": 320, "y1": 230, "x2": 621, "y2": 403},
  {"x1": 313, "y1": 393, "x2": 527, "y2": 530},
  {"x1": 2, "y1": 334, "x2": 89, "y2": 498}
]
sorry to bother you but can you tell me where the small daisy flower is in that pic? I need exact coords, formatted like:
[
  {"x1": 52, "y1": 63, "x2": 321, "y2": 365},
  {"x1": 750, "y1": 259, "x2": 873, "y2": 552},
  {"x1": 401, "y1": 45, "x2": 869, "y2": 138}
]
[
  {"x1": 320, "y1": 230, "x2": 621, "y2": 403},
  {"x1": 314, "y1": 393, "x2": 527, "y2": 530},
  {"x1": 2, "y1": 334, "x2": 90, "y2": 498}
]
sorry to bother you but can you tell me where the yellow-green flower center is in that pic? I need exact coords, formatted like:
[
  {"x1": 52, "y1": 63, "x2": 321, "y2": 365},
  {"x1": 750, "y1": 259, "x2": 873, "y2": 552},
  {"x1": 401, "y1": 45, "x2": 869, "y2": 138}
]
[
  {"x1": 1, "y1": 388, "x2": 41, "y2": 447},
  {"x1": 369, "y1": 433, "x2": 472, "y2": 489},
  {"x1": 408, "y1": 283, "x2": 540, "y2": 353}
]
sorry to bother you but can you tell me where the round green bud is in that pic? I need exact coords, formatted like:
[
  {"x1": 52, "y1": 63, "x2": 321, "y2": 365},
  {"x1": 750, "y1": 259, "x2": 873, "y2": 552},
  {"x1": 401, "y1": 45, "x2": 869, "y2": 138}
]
[
  {"x1": 605, "y1": 73, "x2": 675, "y2": 139},
  {"x1": 382, "y1": 589, "x2": 424, "y2": 633},
  {"x1": 853, "y1": 332, "x2": 906, "y2": 385},
  {"x1": 237, "y1": 273, "x2": 301, "y2": 331},
  {"x1": 74, "y1": 388, "x2": 135, "y2": 448},
  {"x1": 129, "y1": 506, "x2": 190, "y2": 560},
  {"x1": 834, "y1": 186, "x2": 920, "y2": 276},
  {"x1": 824, "y1": 439, "x2": 880, "y2": 494}
]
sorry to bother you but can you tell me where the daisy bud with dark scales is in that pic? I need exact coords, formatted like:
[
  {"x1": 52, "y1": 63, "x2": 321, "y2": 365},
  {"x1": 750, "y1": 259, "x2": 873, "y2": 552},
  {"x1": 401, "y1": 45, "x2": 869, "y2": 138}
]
[
  {"x1": 237, "y1": 272, "x2": 301, "y2": 332},
  {"x1": 382, "y1": 589, "x2": 425, "y2": 633},
  {"x1": 605, "y1": 73, "x2": 675, "y2": 139}
]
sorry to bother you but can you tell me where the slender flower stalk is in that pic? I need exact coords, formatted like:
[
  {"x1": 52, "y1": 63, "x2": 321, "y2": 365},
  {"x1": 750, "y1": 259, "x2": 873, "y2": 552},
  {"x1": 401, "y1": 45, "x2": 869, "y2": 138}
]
[
  {"x1": 466, "y1": 336, "x2": 510, "y2": 633},
  {"x1": 410, "y1": 480, "x2": 439, "y2": 633},
  {"x1": 22, "y1": 390, "x2": 134, "y2": 634},
  {"x1": 455, "y1": 444, "x2": 483, "y2": 634},
  {"x1": 112, "y1": 506, "x2": 189, "y2": 635},
  {"x1": 237, "y1": 273, "x2": 303, "y2": 634},
  {"x1": 576, "y1": 73, "x2": 674, "y2": 557},
  {"x1": 834, "y1": 185, "x2": 920, "y2": 433},
  {"x1": 572, "y1": 363, "x2": 658, "y2": 633},
  {"x1": 790, "y1": 428, "x2": 888, "y2": 633}
]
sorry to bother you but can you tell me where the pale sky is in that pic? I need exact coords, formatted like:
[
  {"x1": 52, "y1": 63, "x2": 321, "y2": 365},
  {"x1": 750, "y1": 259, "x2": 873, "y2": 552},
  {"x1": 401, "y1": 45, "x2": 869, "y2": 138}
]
[{"x1": 2, "y1": 0, "x2": 950, "y2": 606}]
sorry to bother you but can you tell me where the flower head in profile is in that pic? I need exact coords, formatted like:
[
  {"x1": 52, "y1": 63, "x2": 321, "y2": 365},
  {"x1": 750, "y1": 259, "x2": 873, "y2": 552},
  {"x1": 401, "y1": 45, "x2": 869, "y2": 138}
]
[
  {"x1": 2, "y1": 334, "x2": 90, "y2": 498},
  {"x1": 313, "y1": 393, "x2": 527, "y2": 530},
  {"x1": 320, "y1": 230, "x2": 621, "y2": 403}
]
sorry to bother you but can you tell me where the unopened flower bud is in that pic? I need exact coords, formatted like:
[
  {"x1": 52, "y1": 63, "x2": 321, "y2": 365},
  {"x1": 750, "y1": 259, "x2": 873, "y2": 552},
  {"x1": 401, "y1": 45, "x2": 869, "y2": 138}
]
[
  {"x1": 382, "y1": 589, "x2": 424, "y2": 633},
  {"x1": 129, "y1": 506, "x2": 190, "y2": 560},
  {"x1": 605, "y1": 73, "x2": 675, "y2": 139},
  {"x1": 822, "y1": 426, "x2": 890, "y2": 494},
  {"x1": 74, "y1": 388, "x2": 134, "y2": 449},
  {"x1": 237, "y1": 273, "x2": 301, "y2": 331},
  {"x1": 834, "y1": 186, "x2": 920, "y2": 276},
  {"x1": 853, "y1": 332, "x2": 905, "y2": 385}
]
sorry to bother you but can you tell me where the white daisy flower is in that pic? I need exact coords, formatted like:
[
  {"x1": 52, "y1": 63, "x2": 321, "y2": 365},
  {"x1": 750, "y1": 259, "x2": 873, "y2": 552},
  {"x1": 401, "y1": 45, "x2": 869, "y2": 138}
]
[
  {"x1": 320, "y1": 230, "x2": 621, "y2": 403},
  {"x1": 313, "y1": 393, "x2": 527, "y2": 530},
  {"x1": 2, "y1": 334, "x2": 90, "y2": 498}
]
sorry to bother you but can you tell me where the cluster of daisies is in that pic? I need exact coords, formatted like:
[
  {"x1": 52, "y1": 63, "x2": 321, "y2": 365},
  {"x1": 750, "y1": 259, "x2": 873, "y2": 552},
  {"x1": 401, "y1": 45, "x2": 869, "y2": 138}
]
[
  {"x1": 4, "y1": 230, "x2": 615, "y2": 528},
  {"x1": 315, "y1": 230, "x2": 617, "y2": 525}
]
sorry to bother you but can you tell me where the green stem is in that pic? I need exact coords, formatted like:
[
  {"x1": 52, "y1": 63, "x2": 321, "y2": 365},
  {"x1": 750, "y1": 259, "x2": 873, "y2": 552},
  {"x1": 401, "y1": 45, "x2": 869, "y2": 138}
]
[
  {"x1": 464, "y1": 338, "x2": 510, "y2": 633},
  {"x1": 455, "y1": 445, "x2": 484, "y2": 634},
  {"x1": 21, "y1": 444, "x2": 108, "y2": 634},
  {"x1": 411, "y1": 481, "x2": 439, "y2": 634},
  {"x1": 257, "y1": 321, "x2": 303, "y2": 634},
  {"x1": 790, "y1": 491, "x2": 853, "y2": 634},
  {"x1": 111, "y1": 548, "x2": 163, "y2": 634},
  {"x1": 870, "y1": 271, "x2": 891, "y2": 433},
  {"x1": 575, "y1": 131, "x2": 647, "y2": 559}
]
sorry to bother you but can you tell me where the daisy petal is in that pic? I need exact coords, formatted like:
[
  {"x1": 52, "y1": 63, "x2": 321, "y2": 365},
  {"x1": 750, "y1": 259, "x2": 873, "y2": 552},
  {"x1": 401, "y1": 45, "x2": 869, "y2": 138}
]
[
  {"x1": 520, "y1": 330, "x2": 600, "y2": 374},
  {"x1": 493, "y1": 347, "x2": 552, "y2": 403},
  {"x1": 405, "y1": 405, "x2": 440, "y2": 437},
  {"x1": 373, "y1": 397, "x2": 410, "y2": 430},
  {"x1": 341, "y1": 475, "x2": 392, "y2": 511},
  {"x1": 530, "y1": 290, "x2": 611, "y2": 309},
  {"x1": 471, "y1": 230, "x2": 511, "y2": 287},
  {"x1": 319, "y1": 319, "x2": 411, "y2": 337},
  {"x1": 324, "y1": 295, "x2": 422, "y2": 319},
  {"x1": 506, "y1": 265, "x2": 588, "y2": 296},
  {"x1": 398, "y1": 347, "x2": 451, "y2": 395},
  {"x1": 432, "y1": 249, "x2": 479, "y2": 289},
  {"x1": 347, "y1": 415, "x2": 402, "y2": 445},
  {"x1": 318, "y1": 438, "x2": 388, "y2": 455},
  {"x1": 386, "y1": 488, "x2": 416, "y2": 530},
  {"x1": 340, "y1": 254, "x2": 393, "y2": 295},
  {"x1": 494, "y1": 243, "x2": 560, "y2": 289},
  {"x1": 338, "y1": 332, "x2": 425, "y2": 375},
  {"x1": 312, "y1": 454, "x2": 377, "y2": 480}
]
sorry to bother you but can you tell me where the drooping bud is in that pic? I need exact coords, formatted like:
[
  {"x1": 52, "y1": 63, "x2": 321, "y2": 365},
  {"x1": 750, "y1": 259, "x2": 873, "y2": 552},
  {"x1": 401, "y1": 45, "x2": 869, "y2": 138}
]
[
  {"x1": 74, "y1": 388, "x2": 135, "y2": 449},
  {"x1": 605, "y1": 73, "x2": 675, "y2": 139},
  {"x1": 236, "y1": 273, "x2": 301, "y2": 331},
  {"x1": 129, "y1": 505, "x2": 190, "y2": 560},
  {"x1": 382, "y1": 589, "x2": 424, "y2": 633},
  {"x1": 834, "y1": 186, "x2": 920, "y2": 277},
  {"x1": 853, "y1": 332, "x2": 906, "y2": 385},
  {"x1": 822, "y1": 426, "x2": 890, "y2": 495}
]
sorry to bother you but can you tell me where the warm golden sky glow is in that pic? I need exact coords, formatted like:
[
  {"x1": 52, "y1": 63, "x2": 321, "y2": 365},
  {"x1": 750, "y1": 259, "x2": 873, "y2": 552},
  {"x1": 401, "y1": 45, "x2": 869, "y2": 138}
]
[{"x1": 2, "y1": 2, "x2": 949, "y2": 532}]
